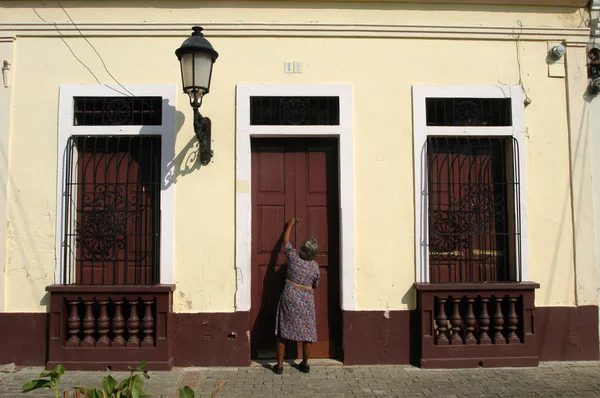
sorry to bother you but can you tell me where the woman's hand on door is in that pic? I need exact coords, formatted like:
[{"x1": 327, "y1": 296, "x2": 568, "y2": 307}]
[{"x1": 283, "y1": 217, "x2": 297, "y2": 244}]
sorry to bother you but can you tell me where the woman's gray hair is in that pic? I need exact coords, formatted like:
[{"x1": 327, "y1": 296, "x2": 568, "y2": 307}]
[{"x1": 299, "y1": 237, "x2": 319, "y2": 261}]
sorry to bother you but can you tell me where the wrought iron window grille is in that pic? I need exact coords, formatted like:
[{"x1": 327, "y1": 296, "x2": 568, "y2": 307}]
[
  {"x1": 426, "y1": 136, "x2": 521, "y2": 283},
  {"x1": 73, "y1": 97, "x2": 163, "y2": 126},
  {"x1": 250, "y1": 96, "x2": 340, "y2": 125},
  {"x1": 425, "y1": 98, "x2": 512, "y2": 127},
  {"x1": 62, "y1": 135, "x2": 161, "y2": 285}
]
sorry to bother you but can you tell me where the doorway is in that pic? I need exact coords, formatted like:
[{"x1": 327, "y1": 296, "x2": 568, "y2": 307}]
[{"x1": 250, "y1": 138, "x2": 341, "y2": 359}]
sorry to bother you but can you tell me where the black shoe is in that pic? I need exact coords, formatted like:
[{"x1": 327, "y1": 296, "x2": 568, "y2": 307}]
[
  {"x1": 272, "y1": 364, "x2": 283, "y2": 375},
  {"x1": 299, "y1": 361, "x2": 310, "y2": 374}
]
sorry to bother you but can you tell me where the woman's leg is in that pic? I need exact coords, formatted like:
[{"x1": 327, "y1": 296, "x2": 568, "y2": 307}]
[
  {"x1": 302, "y1": 342, "x2": 312, "y2": 364},
  {"x1": 276, "y1": 336, "x2": 286, "y2": 367}
]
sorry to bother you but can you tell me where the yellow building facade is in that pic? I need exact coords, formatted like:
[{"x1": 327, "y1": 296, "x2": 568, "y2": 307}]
[{"x1": 0, "y1": 0, "x2": 598, "y2": 369}]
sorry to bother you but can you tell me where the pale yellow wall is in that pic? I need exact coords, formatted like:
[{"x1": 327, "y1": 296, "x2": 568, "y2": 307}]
[
  {"x1": 1, "y1": 1, "x2": 589, "y2": 312},
  {"x1": 0, "y1": 1, "x2": 588, "y2": 28}
]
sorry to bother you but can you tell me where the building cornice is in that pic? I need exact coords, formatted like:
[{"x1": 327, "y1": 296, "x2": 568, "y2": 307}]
[
  {"x1": 0, "y1": 0, "x2": 591, "y2": 6},
  {"x1": 0, "y1": 22, "x2": 591, "y2": 45}
]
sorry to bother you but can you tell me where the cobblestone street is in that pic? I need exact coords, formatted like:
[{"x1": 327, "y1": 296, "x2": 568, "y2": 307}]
[{"x1": 2, "y1": 361, "x2": 600, "y2": 397}]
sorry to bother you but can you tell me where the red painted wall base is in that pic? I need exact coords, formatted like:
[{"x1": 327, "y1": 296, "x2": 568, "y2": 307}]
[{"x1": 0, "y1": 306, "x2": 597, "y2": 367}]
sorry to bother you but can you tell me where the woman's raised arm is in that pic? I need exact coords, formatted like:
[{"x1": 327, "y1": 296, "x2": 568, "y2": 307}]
[{"x1": 283, "y1": 217, "x2": 296, "y2": 245}]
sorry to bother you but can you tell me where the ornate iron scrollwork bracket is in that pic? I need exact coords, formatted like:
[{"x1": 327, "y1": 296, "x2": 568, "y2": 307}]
[{"x1": 193, "y1": 106, "x2": 213, "y2": 166}]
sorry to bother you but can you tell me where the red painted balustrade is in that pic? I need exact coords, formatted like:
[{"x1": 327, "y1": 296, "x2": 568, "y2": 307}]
[
  {"x1": 414, "y1": 282, "x2": 539, "y2": 368},
  {"x1": 46, "y1": 285, "x2": 174, "y2": 371}
]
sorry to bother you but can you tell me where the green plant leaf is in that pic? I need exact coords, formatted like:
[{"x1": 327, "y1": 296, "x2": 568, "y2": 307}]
[
  {"x1": 92, "y1": 389, "x2": 106, "y2": 398},
  {"x1": 39, "y1": 364, "x2": 65, "y2": 380},
  {"x1": 130, "y1": 374, "x2": 146, "y2": 398},
  {"x1": 102, "y1": 375, "x2": 118, "y2": 394},
  {"x1": 142, "y1": 370, "x2": 150, "y2": 380},
  {"x1": 22, "y1": 379, "x2": 53, "y2": 392},
  {"x1": 116, "y1": 377, "x2": 130, "y2": 391},
  {"x1": 74, "y1": 386, "x2": 102, "y2": 398},
  {"x1": 179, "y1": 386, "x2": 196, "y2": 398},
  {"x1": 128, "y1": 361, "x2": 147, "y2": 372}
]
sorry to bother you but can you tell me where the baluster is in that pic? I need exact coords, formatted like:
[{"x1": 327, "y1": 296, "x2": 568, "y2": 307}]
[
  {"x1": 493, "y1": 296, "x2": 507, "y2": 344},
  {"x1": 96, "y1": 299, "x2": 111, "y2": 347},
  {"x1": 81, "y1": 299, "x2": 97, "y2": 347},
  {"x1": 463, "y1": 298, "x2": 477, "y2": 345},
  {"x1": 478, "y1": 297, "x2": 491, "y2": 344},
  {"x1": 450, "y1": 297, "x2": 462, "y2": 344},
  {"x1": 141, "y1": 299, "x2": 155, "y2": 347},
  {"x1": 506, "y1": 296, "x2": 519, "y2": 344},
  {"x1": 435, "y1": 298, "x2": 449, "y2": 345},
  {"x1": 111, "y1": 299, "x2": 126, "y2": 347},
  {"x1": 66, "y1": 299, "x2": 81, "y2": 347},
  {"x1": 126, "y1": 299, "x2": 141, "y2": 347}
]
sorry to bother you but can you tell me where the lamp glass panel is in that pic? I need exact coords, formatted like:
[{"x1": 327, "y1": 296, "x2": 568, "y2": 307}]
[{"x1": 181, "y1": 53, "x2": 213, "y2": 94}]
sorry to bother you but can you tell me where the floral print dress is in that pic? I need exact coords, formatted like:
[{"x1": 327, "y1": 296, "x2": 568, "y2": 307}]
[{"x1": 275, "y1": 242, "x2": 320, "y2": 342}]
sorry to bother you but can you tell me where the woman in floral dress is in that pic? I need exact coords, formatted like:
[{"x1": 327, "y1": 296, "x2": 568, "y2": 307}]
[{"x1": 273, "y1": 217, "x2": 320, "y2": 375}]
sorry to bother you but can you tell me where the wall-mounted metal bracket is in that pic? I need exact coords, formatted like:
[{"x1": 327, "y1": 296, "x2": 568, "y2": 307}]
[
  {"x1": 193, "y1": 106, "x2": 213, "y2": 166},
  {"x1": 1, "y1": 60, "x2": 10, "y2": 88}
]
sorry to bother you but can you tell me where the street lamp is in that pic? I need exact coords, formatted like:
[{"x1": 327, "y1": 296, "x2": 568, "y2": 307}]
[{"x1": 175, "y1": 26, "x2": 219, "y2": 165}]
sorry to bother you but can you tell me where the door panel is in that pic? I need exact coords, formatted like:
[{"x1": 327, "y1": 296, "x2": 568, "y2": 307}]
[{"x1": 250, "y1": 138, "x2": 340, "y2": 359}]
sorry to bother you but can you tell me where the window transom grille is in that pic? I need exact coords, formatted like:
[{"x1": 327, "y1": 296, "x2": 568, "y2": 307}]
[
  {"x1": 250, "y1": 96, "x2": 340, "y2": 125},
  {"x1": 73, "y1": 97, "x2": 162, "y2": 126}
]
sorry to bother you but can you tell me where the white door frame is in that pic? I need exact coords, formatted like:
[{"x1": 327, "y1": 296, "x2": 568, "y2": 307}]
[{"x1": 235, "y1": 84, "x2": 355, "y2": 311}]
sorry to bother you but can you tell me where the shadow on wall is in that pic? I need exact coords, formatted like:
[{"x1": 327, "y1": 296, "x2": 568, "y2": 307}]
[
  {"x1": 155, "y1": 98, "x2": 211, "y2": 190},
  {"x1": 162, "y1": 101, "x2": 208, "y2": 189}
]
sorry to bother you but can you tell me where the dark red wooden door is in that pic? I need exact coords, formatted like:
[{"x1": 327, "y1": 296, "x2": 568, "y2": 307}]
[{"x1": 250, "y1": 138, "x2": 340, "y2": 359}]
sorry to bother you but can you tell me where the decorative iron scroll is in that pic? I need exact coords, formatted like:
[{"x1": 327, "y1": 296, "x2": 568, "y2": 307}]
[
  {"x1": 103, "y1": 98, "x2": 133, "y2": 125},
  {"x1": 426, "y1": 98, "x2": 512, "y2": 126},
  {"x1": 73, "y1": 96, "x2": 162, "y2": 126},
  {"x1": 281, "y1": 98, "x2": 310, "y2": 125},
  {"x1": 429, "y1": 184, "x2": 507, "y2": 254},
  {"x1": 250, "y1": 96, "x2": 340, "y2": 125},
  {"x1": 75, "y1": 185, "x2": 138, "y2": 261}
]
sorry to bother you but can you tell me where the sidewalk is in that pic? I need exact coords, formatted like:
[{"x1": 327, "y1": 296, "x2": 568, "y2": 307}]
[{"x1": 1, "y1": 360, "x2": 600, "y2": 397}]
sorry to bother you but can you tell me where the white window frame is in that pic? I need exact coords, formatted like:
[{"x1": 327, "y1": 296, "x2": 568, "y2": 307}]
[
  {"x1": 55, "y1": 84, "x2": 176, "y2": 285},
  {"x1": 412, "y1": 85, "x2": 529, "y2": 283},
  {"x1": 235, "y1": 84, "x2": 355, "y2": 311}
]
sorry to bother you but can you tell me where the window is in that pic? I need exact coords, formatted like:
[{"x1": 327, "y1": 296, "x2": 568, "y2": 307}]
[
  {"x1": 73, "y1": 97, "x2": 162, "y2": 126},
  {"x1": 425, "y1": 98, "x2": 512, "y2": 127},
  {"x1": 62, "y1": 136, "x2": 161, "y2": 285},
  {"x1": 427, "y1": 136, "x2": 520, "y2": 283},
  {"x1": 250, "y1": 96, "x2": 340, "y2": 125}
]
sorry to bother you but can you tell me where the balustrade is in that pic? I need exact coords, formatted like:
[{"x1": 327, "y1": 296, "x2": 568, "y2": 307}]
[
  {"x1": 47, "y1": 284, "x2": 174, "y2": 371},
  {"x1": 415, "y1": 282, "x2": 539, "y2": 368},
  {"x1": 59, "y1": 297, "x2": 156, "y2": 348},
  {"x1": 432, "y1": 294, "x2": 519, "y2": 345}
]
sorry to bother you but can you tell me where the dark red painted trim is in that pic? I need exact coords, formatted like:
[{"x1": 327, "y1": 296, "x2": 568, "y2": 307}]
[
  {"x1": 536, "y1": 305, "x2": 599, "y2": 361},
  {"x1": 342, "y1": 310, "x2": 412, "y2": 365},
  {"x1": 173, "y1": 312, "x2": 251, "y2": 367},
  {"x1": 46, "y1": 286, "x2": 175, "y2": 371},
  {"x1": 414, "y1": 282, "x2": 540, "y2": 291},
  {"x1": 2, "y1": 306, "x2": 597, "y2": 367},
  {"x1": 0, "y1": 313, "x2": 47, "y2": 366},
  {"x1": 46, "y1": 284, "x2": 176, "y2": 293}
]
